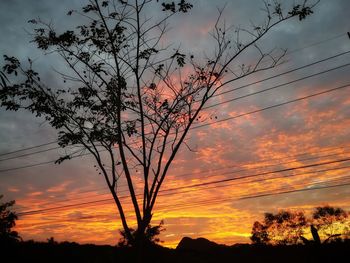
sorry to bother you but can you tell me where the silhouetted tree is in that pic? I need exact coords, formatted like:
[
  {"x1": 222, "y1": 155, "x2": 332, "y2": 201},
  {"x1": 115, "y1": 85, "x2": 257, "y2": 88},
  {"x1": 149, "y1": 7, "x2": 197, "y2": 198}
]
[
  {"x1": 251, "y1": 210, "x2": 307, "y2": 245},
  {"x1": 118, "y1": 220, "x2": 165, "y2": 247},
  {"x1": 0, "y1": 0, "x2": 318, "y2": 252},
  {"x1": 0, "y1": 195, "x2": 21, "y2": 244},
  {"x1": 47, "y1": 236, "x2": 58, "y2": 245},
  {"x1": 251, "y1": 221, "x2": 270, "y2": 245},
  {"x1": 251, "y1": 205, "x2": 350, "y2": 245},
  {"x1": 311, "y1": 205, "x2": 348, "y2": 243}
]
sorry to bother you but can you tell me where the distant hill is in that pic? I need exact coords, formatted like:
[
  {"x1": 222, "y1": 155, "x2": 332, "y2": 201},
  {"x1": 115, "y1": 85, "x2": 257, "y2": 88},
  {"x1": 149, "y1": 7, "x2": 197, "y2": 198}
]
[{"x1": 176, "y1": 237, "x2": 227, "y2": 251}]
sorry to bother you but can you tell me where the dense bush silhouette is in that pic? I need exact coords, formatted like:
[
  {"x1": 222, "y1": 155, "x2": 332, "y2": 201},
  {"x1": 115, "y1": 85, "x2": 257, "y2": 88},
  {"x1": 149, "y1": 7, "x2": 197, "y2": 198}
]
[
  {"x1": 0, "y1": 194, "x2": 21, "y2": 244},
  {"x1": 117, "y1": 220, "x2": 165, "y2": 247}
]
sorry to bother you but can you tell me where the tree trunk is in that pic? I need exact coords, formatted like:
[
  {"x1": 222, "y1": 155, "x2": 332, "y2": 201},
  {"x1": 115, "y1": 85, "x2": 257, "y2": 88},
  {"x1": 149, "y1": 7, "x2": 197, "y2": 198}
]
[{"x1": 134, "y1": 214, "x2": 153, "y2": 262}]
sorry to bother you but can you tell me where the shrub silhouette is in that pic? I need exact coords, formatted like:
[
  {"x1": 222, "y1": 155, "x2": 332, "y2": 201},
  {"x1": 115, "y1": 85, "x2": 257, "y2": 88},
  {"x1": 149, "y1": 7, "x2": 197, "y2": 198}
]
[
  {"x1": 118, "y1": 220, "x2": 165, "y2": 247},
  {"x1": 0, "y1": 194, "x2": 21, "y2": 244}
]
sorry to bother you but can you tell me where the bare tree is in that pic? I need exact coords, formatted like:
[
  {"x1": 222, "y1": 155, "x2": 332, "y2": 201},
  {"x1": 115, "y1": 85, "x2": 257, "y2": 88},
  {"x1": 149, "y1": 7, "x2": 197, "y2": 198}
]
[{"x1": 0, "y1": 0, "x2": 318, "y2": 250}]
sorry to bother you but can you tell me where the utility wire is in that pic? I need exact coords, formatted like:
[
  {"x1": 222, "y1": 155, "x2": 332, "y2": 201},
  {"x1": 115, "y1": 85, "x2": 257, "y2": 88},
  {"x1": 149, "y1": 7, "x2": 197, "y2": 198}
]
[
  {"x1": 213, "y1": 50, "x2": 350, "y2": 97},
  {"x1": 240, "y1": 181, "x2": 350, "y2": 200},
  {"x1": 191, "y1": 83, "x2": 350, "y2": 130},
  {"x1": 17, "y1": 176, "x2": 350, "y2": 222},
  {"x1": 17, "y1": 157, "x2": 350, "y2": 216},
  {"x1": 0, "y1": 140, "x2": 58, "y2": 157},
  {"x1": 0, "y1": 146, "x2": 61, "y2": 162},
  {"x1": 1, "y1": 43, "x2": 348, "y2": 159},
  {"x1": 25, "y1": 148, "x2": 350, "y2": 209},
  {"x1": 204, "y1": 62, "x2": 350, "y2": 110},
  {"x1": 1, "y1": 82, "x2": 349, "y2": 173}
]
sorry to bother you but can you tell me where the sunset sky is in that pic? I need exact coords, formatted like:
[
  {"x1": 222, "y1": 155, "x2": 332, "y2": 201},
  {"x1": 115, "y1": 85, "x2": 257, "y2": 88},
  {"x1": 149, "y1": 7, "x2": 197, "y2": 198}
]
[{"x1": 0, "y1": 0, "x2": 350, "y2": 248}]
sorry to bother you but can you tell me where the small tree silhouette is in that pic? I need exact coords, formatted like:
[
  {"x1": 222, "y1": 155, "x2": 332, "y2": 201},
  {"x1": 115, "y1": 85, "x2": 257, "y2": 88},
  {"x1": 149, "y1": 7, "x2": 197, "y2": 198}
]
[
  {"x1": 313, "y1": 205, "x2": 348, "y2": 239},
  {"x1": 0, "y1": 195, "x2": 21, "y2": 244},
  {"x1": 300, "y1": 206, "x2": 348, "y2": 244},
  {"x1": 251, "y1": 221, "x2": 270, "y2": 245},
  {"x1": 118, "y1": 220, "x2": 165, "y2": 247},
  {"x1": 47, "y1": 236, "x2": 58, "y2": 245},
  {"x1": 251, "y1": 210, "x2": 307, "y2": 245},
  {"x1": 251, "y1": 205, "x2": 349, "y2": 245}
]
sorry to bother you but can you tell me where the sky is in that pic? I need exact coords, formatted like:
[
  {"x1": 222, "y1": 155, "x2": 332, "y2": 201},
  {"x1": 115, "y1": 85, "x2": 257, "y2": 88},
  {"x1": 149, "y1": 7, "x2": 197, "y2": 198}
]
[{"x1": 0, "y1": 0, "x2": 350, "y2": 248}]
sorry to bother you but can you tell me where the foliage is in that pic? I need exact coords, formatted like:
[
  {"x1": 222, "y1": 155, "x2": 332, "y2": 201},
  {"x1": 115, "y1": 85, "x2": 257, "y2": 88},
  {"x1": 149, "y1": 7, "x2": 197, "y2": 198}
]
[
  {"x1": 118, "y1": 220, "x2": 165, "y2": 247},
  {"x1": 0, "y1": 195, "x2": 21, "y2": 243},
  {"x1": 251, "y1": 205, "x2": 349, "y2": 245},
  {"x1": 312, "y1": 205, "x2": 348, "y2": 237},
  {"x1": 0, "y1": 0, "x2": 318, "y2": 248},
  {"x1": 251, "y1": 210, "x2": 307, "y2": 245}
]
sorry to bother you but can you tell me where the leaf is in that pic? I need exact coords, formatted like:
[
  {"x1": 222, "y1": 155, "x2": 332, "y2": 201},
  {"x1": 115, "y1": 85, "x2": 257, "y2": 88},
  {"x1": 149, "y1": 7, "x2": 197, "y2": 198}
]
[
  {"x1": 28, "y1": 19, "x2": 37, "y2": 24},
  {"x1": 171, "y1": 51, "x2": 186, "y2": 67},
  {"x1": 82, "y1": 4, "x2": 97, "y2": 13},
  {"x1": 55, "y1": 155, "x2": 71, "y2": 164},
  {"x1": 149, "y1": 83, "x2": 156, "y2": 90},
  {"x1": 155, "y1": 64, "x2": 164, "y2": 75},
  {"x1": 178, "y1": 0, "x2": 193, "y2": 13},
  {"x1": 139, "y1": 48, "x2": 158, "y2": 60},
  {"x1": 162, "y1": 2, "x2": 176, "y2": 13}
]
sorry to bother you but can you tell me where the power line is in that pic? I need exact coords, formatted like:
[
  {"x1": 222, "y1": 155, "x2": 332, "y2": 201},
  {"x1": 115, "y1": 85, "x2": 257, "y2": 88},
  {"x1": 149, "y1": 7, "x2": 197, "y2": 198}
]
[
  {"x1": 154, "y1": 179, "x2": 350, "y2": 213},
  {"x1": 214, "y1": 50, "x2": 350, "y2": 97},
  {"x1": 157, "y1": 157, "x2": 350, "y2": 193},
  {"x1": 0, "y1": 160, "x2": 55, "y2": 173},
  {"x1": 0, "y1": 145, "x2": 61, "y2": 162},
  {"x1": 3, "y1": 40, "x2": 350, "y2": 217},
  {"x1": 285, "y1": 33, "x2": 346, "y2": 55},
  {"x1": 16, "y1": 176, "x2": 350, "y2": 225},
  {"x1": 134, "y1": 167, "x2": 350, "y2": 213},
  {"x1": 168, "y1": 145, "x2": 350, "y2": 178},
  {"x1": 214, "y1": 32, "x2": 347, "y2": 79},
  {"x1": 191, "y1": 83, "x2": 350, "y2": 130},
  {"x1": 203, "y1": 62, "x2": 350, "y2": 110},
  {"x1": 14, "y1": 148, "x2": 349, "y2": 212},
  {"x1": 17, "y1": 157, "x2": 350, "y2": 216},
  {"x1": 1, "y1": 47, "x2": 349, "y2": 161},
  {"x1": 152, "y1": 179, "x2": 350, "y2": 214},
  {"x1": 0, "y1": 148, "x2": 87, "y2": 172},
  {"x1": 240, "y1": 181, "x2": 350, "y2": 200},
  {"x1": 1, "y1": 82, "x2": 349, "y2": 173},
  {"x1": 18, "y1": 173, "x2": 350, "y2": 220},
  {"x1": 0, "y1": 140, "x2": 58, "y2": 157},
  {"x1": 22, "y1": 147, "x2": 350, "y2": 209}
]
